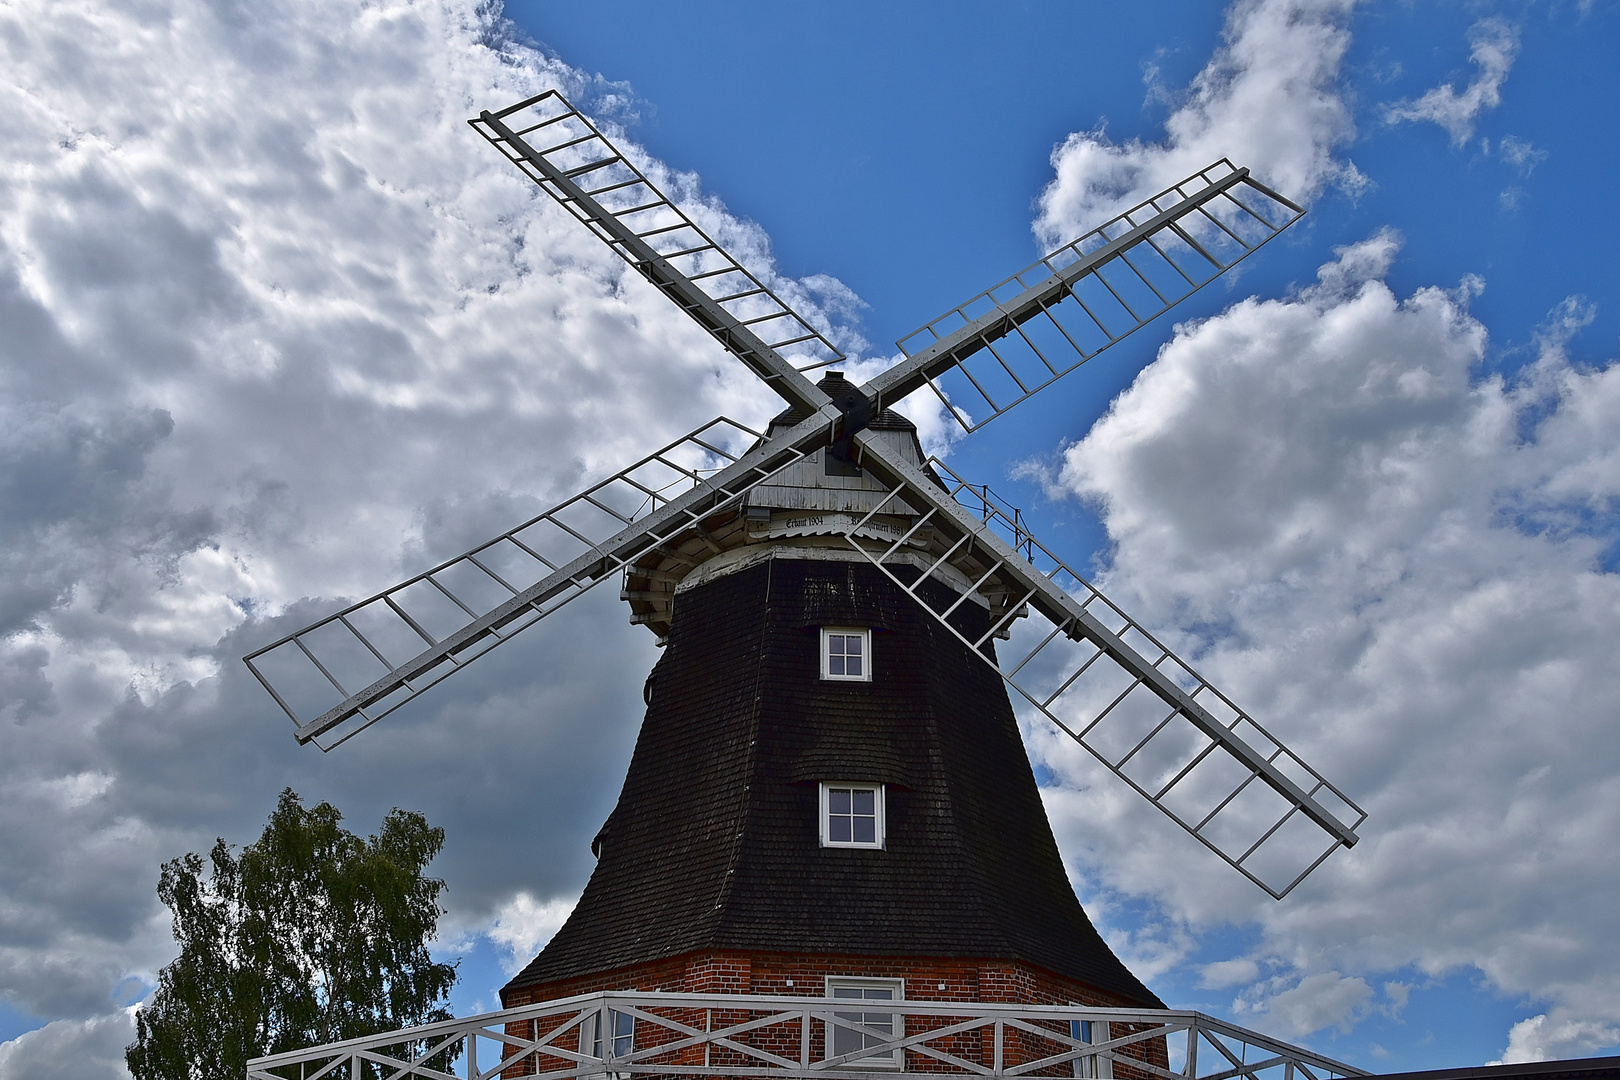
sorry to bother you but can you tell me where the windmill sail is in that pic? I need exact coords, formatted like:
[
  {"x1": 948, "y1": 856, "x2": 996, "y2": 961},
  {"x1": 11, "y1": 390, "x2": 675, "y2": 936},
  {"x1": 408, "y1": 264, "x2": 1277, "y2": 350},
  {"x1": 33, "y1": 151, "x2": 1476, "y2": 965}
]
[
  {"x1": 835, "y1": 440, "x2": 1363, "y2": 899},
  {"x1": 245, "y1": 86, "x2": 1362, "y2": 896},
  {"x1": 244, "y1": 418, "x2": 811, "y2": 748},
  {"x1": 865, "y1": 162, "x2": 1304, "y2": 431},
  {"x1": 471, "y1": 91, "x2": 835, "y2": 411}
]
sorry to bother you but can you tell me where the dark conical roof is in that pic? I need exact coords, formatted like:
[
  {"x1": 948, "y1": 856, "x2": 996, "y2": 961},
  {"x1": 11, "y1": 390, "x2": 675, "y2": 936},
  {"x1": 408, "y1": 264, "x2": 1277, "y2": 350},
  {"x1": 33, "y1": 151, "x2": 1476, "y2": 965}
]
[{"x1": 506, "y1": 557, "x2": 1162, "y2": 1007}]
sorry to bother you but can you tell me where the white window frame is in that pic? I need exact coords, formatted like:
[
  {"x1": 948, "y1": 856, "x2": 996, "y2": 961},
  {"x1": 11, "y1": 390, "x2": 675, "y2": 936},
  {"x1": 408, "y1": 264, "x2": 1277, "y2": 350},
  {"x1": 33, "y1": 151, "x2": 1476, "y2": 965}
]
[
  {"x1": 825, "y1": 976, "x2": 905, "y2": 1069},
  {"x1": 820, "y1": 627, "x2": 872, "y2": 682},
  {"x1": 1070, "y1": 1017, "x2": 1110, "y2": 1078},
  {"x1": 819, "y1": 782, "x2": 885, "y2": 849},
  {"x1": 582, "y1": 1007, "x2": 634, "y2": 1077}
]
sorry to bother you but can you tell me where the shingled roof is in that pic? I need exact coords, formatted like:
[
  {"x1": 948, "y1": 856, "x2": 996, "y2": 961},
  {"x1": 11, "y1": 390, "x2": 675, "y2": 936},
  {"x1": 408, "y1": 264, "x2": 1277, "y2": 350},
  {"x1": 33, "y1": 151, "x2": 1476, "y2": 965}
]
[{"x1": 506, "y1": 556, "x2": 1163, "y2": 1008}]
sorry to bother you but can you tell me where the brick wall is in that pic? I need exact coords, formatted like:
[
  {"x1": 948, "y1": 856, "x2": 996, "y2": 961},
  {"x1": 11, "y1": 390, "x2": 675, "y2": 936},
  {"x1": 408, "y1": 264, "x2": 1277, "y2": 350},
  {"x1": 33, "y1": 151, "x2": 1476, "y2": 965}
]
[
  {"x1": 503, "y1": 949, "x2": 1149, "y2": 1007},
  {"x1": 501, "y1": 950, "x2": 1166, "y2": 1079}
]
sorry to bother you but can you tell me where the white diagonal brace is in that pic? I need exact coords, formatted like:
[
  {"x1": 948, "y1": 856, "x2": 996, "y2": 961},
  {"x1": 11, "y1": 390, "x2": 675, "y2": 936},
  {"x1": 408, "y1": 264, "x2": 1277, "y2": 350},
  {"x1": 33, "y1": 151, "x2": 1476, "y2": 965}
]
[{"x1": 848, "y1": 433, "x2": 1358, "y2": 848}]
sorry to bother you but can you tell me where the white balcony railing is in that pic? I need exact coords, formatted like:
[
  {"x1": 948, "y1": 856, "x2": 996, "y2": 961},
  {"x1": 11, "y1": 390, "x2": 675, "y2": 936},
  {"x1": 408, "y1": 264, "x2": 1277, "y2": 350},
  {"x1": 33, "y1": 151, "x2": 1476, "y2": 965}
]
[{"x1": 246, "y1": 991, "x2": 1367, "y2": 1080}]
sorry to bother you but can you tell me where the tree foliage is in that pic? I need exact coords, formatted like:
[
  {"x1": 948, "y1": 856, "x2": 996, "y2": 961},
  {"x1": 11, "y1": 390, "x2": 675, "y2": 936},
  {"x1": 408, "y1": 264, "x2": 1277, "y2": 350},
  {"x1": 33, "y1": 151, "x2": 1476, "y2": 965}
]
[{"x1": 127, "y1": 789, "x2": 458, "y2": 1080}]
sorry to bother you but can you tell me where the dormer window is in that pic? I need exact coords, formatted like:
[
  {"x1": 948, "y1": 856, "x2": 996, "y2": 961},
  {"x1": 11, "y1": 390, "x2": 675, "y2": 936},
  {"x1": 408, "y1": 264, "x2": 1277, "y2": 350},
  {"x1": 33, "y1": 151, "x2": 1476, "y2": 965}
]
[
  {"x1": 821, "y1": 628, "x2": 870, "y2": 681},
  {"x1": 820, "y1": 783, "x2": 885, "y2": 848}
]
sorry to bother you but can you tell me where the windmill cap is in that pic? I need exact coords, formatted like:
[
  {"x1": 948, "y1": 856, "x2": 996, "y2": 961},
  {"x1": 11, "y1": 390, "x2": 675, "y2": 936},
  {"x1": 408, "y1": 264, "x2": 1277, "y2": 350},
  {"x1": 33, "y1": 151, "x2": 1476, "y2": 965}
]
[{"x1": 765, "y1": 371, "x2": 917, "y2": 435}]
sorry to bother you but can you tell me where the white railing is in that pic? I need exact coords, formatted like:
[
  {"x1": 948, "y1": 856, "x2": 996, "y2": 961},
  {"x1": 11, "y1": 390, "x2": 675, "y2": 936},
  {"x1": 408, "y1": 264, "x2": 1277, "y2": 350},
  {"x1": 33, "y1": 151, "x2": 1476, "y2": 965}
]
[{"x1": 246, "y1": 991, "x2": 1366, "y2": 1080}]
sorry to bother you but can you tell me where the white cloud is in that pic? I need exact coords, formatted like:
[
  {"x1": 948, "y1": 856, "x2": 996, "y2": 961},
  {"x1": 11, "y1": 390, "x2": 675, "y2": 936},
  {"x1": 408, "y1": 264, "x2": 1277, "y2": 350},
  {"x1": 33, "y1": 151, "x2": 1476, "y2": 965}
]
[
  {"x1": 1385, "y1": 18, "x2": 1520, "y2": 146},
  {"x1": 0, "y1": 0, "x2": 870, "y2": 1042},
  {"x1": 1034, "y1": 235, "x2": 1620, "y2": 1051},
  {"x1": 0, "y1": 0, "x2": 1610, "y2": 1070},
  {"x1": 487, "y1": 892, "x2": 579, "y2": 976},
  {"x1": 1246, "y1": 972, "x2": 1373, "y2": 1038},
  {"x1": 1034, "y1": 0, "x2": 1365, "y2": 247},
  {"x1": 1200, "y1": 958, "x2": 1260, "y2": 989},
  {"x1": 1498, "y1": 1013, "x2": 1620, "y2": 1065},
  {"x1": 1496, "y1": 135, "x2": 1547, "y2": 175},
  {"x1": 0, "y1": 1009, "x2": 134, "y2": 1080}
]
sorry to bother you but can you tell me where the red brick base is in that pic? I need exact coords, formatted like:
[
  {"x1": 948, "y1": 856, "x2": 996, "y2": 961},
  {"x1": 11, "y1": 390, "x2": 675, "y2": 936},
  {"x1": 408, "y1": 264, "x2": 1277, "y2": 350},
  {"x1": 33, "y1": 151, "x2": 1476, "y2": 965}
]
[
  {"x1": 500, "y1": 951, "x2": 1166, "y2": 1079},
  {"x1": 502, "y1": 950, "x2": 1147, "y2": 1009}
]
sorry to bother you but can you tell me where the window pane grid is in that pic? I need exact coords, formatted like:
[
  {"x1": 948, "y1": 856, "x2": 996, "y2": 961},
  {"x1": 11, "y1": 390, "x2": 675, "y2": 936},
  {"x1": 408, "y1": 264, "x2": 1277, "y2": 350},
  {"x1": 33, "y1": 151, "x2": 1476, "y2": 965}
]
[
  {"x1": 822, "y1": 783, "x2": 883, "y2": 848},
  {"x1": 827, "y1": 787, "x2": 877, "y2": 844},
  {"x1": 821, "y1": 628, "x2": 871, "y2": 681},
  {"x1": 586, "y1": 1010, "x2": 634, "y2": 1059},
  {"x1": 828, "y1": 633, "x2": 862, "y2": 676},
  {"x1": 827, "y1": 980, "x2": 903, "y2": 1068}
]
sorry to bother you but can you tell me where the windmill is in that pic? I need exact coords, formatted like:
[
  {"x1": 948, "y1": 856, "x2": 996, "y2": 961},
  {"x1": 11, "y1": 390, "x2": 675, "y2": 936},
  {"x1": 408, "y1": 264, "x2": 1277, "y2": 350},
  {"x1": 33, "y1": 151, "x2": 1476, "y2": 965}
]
[{"x1": 244, "y1": 89, "x2": 1365, "y2": 1014}]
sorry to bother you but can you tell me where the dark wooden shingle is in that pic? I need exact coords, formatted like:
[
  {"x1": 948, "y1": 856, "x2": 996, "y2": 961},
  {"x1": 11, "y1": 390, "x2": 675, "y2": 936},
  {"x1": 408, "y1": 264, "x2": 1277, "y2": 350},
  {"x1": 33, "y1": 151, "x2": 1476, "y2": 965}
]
[{"x1": 507, "y1": 557, "x2": 1162, "y2": 1008}]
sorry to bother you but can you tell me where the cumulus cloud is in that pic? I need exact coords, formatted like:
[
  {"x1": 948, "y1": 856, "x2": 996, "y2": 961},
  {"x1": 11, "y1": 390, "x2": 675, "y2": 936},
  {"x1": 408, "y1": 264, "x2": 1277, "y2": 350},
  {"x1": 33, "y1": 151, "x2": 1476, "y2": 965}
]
[
  {"x1": 1200, "y1": 958, "x2": 1261, "y2": 990},
  {"x1": 1385, "y1": 19, "x2": 1520, "y2": 146},
  {"x1": 1, "y1": 0, "x2": 1610, "y2": 1074},
  {"x1": 0, "y1": 0, "x2": 875, "y2": 1052},
  {"x1": 487, "y1": 892, "x2": 579, "y2": 976},
  {"x1": 1248, "y1": 972, "x2": 1374, "y2": 1038},
  {"x1": 1033, "y1": 235, "x2": 1620, "y2": 1054},
  {"x1": 1498, "y1": 1013, "x2": 1620, "y2": 1065},
  {"x1": 0, "y1": 1010, "x2": 135, "y2": 1080},
  {"x1": 1034, "y1": 0, "x2": 1364, "y2": 247}
]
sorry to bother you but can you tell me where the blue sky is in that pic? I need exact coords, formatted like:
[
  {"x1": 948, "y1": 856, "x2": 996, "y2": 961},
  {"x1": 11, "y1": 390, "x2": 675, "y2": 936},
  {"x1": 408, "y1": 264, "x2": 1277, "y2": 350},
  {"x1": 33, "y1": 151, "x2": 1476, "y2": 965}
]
[
  {"x1": 1, "y1": 1, "x2": 1619, "y2": 1076},
  {"x1": 510, "y1": 0, "x2": 1619, "y2": 558},
  {"x1": 463, "y1": 4, "x2": 1620, "y2": 1065}
]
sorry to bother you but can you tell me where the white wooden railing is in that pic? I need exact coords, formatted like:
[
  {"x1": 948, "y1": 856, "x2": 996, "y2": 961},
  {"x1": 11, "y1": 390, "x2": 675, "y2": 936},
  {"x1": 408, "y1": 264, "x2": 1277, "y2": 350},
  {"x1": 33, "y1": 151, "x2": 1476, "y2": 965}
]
[{"x1": 246, "y1": 991, "x2": 1366, "y2": 1080}]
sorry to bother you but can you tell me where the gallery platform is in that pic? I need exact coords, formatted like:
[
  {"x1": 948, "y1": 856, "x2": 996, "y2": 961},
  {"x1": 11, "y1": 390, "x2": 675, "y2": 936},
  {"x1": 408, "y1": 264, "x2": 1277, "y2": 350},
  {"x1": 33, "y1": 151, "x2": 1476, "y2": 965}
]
[{"x1": 246, "y1": 990, "x2": 1365, "y2": 1080}]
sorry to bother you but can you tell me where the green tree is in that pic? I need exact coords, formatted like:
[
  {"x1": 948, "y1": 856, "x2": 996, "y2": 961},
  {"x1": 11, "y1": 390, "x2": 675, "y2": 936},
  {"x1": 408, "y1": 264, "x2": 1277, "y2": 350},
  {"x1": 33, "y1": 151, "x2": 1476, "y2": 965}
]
[{"x1": 127, "y1": 789, "x2": 458, "y2": 1080}]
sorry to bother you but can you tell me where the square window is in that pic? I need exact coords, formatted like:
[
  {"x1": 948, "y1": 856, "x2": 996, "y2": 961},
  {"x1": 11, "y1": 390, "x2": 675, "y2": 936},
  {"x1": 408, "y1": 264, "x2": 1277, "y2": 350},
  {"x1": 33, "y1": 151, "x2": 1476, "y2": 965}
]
[
  {"x1": 820, "y1": 783, "x2": 884, "y2": 849},
  {"x1": 821, "y1": 628, "x2": 871, "y2": 681},
  {"x1": 826, "y1": 977, "x2": 904, "y2": 1068}
]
